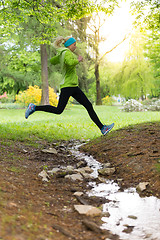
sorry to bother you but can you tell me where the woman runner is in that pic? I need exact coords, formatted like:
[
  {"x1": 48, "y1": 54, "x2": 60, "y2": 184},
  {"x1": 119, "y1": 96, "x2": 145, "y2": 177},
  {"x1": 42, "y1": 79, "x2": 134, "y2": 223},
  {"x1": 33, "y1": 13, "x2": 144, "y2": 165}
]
[{"x1": 25, "y1": 36, "x2": 114, "y2": 135}]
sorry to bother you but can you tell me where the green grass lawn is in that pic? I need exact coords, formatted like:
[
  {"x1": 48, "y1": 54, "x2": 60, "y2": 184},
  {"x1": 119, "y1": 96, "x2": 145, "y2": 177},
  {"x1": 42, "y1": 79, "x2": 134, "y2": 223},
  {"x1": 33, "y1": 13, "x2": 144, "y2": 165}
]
[{"x1": 0, "y1": 105, "x2": 160, "y2": 142}]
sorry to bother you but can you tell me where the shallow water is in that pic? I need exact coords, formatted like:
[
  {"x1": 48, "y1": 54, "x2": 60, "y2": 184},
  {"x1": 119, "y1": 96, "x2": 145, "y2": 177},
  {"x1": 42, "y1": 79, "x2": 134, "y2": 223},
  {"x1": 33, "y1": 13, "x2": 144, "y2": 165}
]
[
  {"x1": 71, "y1": 143, "x2": 160, "y2": 240},
  {"x1": 89, "y1": 182, "x2": 160, "y2": 240}
]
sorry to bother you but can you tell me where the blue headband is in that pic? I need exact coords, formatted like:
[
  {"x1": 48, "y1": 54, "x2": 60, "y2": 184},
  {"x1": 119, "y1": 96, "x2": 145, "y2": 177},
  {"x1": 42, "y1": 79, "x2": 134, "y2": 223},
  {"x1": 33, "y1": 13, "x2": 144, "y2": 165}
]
[{"x1": 64, "y1": 37, "x2": 76, "y2": 47}]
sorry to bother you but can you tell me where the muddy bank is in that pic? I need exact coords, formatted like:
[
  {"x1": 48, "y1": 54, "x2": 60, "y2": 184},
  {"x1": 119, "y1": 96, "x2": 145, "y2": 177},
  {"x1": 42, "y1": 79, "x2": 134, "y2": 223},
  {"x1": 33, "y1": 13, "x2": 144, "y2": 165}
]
[{"x1": 81, "y1": 122, "x2": 160, "y2": 198}]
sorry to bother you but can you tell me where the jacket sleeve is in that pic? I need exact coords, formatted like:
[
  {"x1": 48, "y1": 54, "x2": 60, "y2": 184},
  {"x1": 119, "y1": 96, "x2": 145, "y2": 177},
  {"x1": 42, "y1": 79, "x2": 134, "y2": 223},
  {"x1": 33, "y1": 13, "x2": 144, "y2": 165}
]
[
  {"x1": 50, "y1": 55, "x2": 60, "y2": 65},
  {"x1": 64, "y1": 50, "x2": 79, "y2": 66}
]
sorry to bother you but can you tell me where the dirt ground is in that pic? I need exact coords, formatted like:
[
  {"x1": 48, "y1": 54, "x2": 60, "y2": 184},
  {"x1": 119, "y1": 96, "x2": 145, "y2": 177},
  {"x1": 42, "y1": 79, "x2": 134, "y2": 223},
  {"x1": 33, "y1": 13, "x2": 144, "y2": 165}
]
[{"x1": 0, "y1": 122, "x2": 159, "y2": 240}]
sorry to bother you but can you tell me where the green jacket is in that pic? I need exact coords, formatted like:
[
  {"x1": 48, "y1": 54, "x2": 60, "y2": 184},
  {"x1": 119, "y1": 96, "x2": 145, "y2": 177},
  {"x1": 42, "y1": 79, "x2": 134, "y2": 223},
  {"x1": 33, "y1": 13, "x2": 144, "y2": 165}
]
[{"x1": 50, "y1": 47, "x2": 79, "y2": 89}]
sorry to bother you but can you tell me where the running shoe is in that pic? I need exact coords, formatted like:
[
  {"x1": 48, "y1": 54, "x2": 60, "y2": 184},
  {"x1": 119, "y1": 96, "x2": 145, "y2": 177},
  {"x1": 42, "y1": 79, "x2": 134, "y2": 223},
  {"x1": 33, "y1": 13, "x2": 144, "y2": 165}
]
[
  {"x1": 101, "y1": 123, "x2": 114, "y2": 135},
  {"x1": 25, "y1": 103, "x2": 36, "y2": 119}
]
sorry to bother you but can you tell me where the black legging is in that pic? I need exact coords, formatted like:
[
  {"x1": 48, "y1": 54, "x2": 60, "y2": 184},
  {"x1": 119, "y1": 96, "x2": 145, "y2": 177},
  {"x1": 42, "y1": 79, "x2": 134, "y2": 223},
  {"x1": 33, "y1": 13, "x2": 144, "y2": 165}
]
[{"x1": 35, "y1": 87, "x2": 103, "y2": 130}]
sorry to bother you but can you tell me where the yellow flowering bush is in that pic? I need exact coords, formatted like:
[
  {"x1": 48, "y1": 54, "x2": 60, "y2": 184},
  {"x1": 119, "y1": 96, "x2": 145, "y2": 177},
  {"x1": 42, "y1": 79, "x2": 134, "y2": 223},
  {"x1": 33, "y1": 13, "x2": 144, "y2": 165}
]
[
  {"x1": 102, "y1": 95, "x2": 114, "y2": 106},
  {"x1": 16, "y1": 85, "x2": 58, "y2": 107},
  {"x1": 49, "y1": 87, "x2": 58, "y2": 106}
]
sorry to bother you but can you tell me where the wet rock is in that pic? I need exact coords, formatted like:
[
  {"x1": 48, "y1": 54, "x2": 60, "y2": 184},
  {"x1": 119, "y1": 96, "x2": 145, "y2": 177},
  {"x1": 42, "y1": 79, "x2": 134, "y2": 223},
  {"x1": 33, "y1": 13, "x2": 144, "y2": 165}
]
[
  {"x1": 42, "y1": 148, "x2": 57, "y2": 154},
  {"x1": 65, "y1": 173, "x2": 83, "y2": 181},
  {"x1": 75, "y1": 166, "x2": 93, "y2": 179},
  {"x1": 70, "y1": 187, "x2": 81, "y2": 193},
  {"x1": 98, "y1": 167, "x2": 116, "y2": 176},
  {"x1": 103, "y1": 163, "x2": 111, "y2": 168},
  {"x1": 52, "y1": 224, "x2": 76, "y2": 239},
  {"x1": 102, "y1": 212, "x2": 110, "y2": 218},
  {"x1": 84, "y1": 166, "x2": 94, "y2": 173},
  {"x1": 55, "y1": 171, "x2": 68, "y2": 178},
  {"x1": 73, "y1": 192, "x2": 84, "y2": 197},
  {"x1": 76, "y1": 160, "x2": 87, "y2": 168},
  {"x1": 75, "y1": 196, "x2": 89, "y2": 205},
  {"x1": 38, "y1": 170, "x2": 50, "y2": 182},
  {"x1": 74, "y1": 204, "x2": 102, "y2": 216},
  {"x1": 76, "y1": 195, "x2": 108, "y2": 207},
  {"x1": 76, "y1": 166, "x2": 93, "y2": 174},
  {"x1": 136, "y1": 182, "x2": 149, "y2": 192},
  {"x1": 122, "y1": 225, "x2": 134, "y2": 233},
  {"x1": 82, "y1": 219, "x2": 104, "y2": 233},
  {"x1": 47, "y1": 165, "x2": 94, "y2": 180},
  {"x1": 66, "y1": 165, "x2": 74, "y2": 172},
  {"x1": 80, "y1": 172, "x2": 94, "y2": 180},
  {"x1": 128, "y1": 215, "x2": 137, "y2": 220},
  {"x1": 98, "y1": 177, "x2": 107, "y2": 183},
  {"x1": 47, "y1": 167, "x2": 60, "y2": 174}
]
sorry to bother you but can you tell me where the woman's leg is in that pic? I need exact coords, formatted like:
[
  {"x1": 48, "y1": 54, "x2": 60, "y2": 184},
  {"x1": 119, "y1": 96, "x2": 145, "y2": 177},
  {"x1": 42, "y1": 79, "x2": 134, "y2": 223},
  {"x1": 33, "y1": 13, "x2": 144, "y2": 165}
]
[
  {"x1": 72, "y1": 87, "x2": 103, "y2": 130},
  {"x1": 35, "y1": 87, "x2": 72, "y2": 114}
]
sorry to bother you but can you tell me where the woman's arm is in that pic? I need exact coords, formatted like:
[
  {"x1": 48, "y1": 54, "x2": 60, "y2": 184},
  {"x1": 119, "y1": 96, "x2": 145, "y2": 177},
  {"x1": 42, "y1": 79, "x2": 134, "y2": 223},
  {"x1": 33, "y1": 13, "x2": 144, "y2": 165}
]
[
  {"x1": 64, "y1": 50, "x2": 79, "y2": 66},
  {"x1": 50, "y1": 55, "x2": 60, "y2": 65}
]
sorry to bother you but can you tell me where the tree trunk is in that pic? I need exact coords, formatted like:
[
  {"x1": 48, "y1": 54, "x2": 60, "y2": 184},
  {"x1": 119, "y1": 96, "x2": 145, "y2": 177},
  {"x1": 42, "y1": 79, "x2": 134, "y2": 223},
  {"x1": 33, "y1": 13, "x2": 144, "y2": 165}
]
[
  {"x1": 40, "y1": 44, "x2": 49, "y2": 105},
  {"x1": 95, "y1": 62, "x2": 102, "y2": 105}
]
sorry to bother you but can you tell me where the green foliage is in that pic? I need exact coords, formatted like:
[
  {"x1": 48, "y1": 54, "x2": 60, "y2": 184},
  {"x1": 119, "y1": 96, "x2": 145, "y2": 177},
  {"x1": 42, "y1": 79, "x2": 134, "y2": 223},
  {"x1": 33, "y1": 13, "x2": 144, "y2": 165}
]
[
  {"x1": 0, "y1": 0, "x2": 99, "y2": 44},
  {"x1": 108, "y1": 31, "x2": 156, "y2": 99},
  {"x1": 132, "y1": 0, "x2": 160, "y2": 31},
  {"x1": 0, "y1": 31, "x2": 41, "y2": 94},
  {"x1": 144, "y1": 31, "x2": 160, "y2": 97},
  {"x1": 131, "y1": 0, "x2": 160, "y2": 98}
]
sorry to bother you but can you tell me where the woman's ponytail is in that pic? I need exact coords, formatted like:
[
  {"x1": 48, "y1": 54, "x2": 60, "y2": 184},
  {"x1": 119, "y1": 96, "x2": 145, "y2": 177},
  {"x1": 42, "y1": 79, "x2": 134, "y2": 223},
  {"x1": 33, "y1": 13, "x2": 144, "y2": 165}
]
[
  {"x1": 53, "y1": 36, "x2": 72, "y2": 48},
  {"x1": 53, "y1": 36, "x2": 65, "y2": 48}
]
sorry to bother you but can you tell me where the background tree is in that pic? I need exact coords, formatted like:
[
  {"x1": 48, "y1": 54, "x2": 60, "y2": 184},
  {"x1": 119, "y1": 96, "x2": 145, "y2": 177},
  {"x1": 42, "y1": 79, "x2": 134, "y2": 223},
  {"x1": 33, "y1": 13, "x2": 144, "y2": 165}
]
[
  {"x1": 0, "y1": 29, "x2": 41, "y2": 96},
  {"x1": 110, "y1": 30, "x2": 155, "y2": 99},
  {"x1": 0, "y1": 0, "x2": 97, "y2": 104},
  {"x1": 132, "y1": 0, "x2": 160, "y2": 97},
  {"x1": 144, "y1": 31, "x2": 160, "y2": 97},
  {"x1": 86, "y1": 11, "x2": 126, "y2": 105}
]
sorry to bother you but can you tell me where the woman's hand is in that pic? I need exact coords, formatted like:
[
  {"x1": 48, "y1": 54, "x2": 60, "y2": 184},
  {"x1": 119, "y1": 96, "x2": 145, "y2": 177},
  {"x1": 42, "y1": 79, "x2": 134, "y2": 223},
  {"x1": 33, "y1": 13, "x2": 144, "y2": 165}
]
[{"x1": 78, "y1": 56, "x2": 83, "y2": 62}]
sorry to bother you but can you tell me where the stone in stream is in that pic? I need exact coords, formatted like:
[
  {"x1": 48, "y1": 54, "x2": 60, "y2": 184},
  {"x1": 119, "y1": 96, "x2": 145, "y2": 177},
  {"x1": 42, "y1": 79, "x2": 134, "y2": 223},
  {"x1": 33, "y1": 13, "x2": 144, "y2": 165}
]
[
  {"x1": 65, "y1": 173, "x2": 83, "y2": 181},
  {"x1": 98, "y1": 167, "x2": 116, "y2": 176},
  {"x1": 74, "y1": 204, "x2": 102, "y2": 217},
  {"x1": 136, "y1": 182, "x2": 149, "y2": 192}
]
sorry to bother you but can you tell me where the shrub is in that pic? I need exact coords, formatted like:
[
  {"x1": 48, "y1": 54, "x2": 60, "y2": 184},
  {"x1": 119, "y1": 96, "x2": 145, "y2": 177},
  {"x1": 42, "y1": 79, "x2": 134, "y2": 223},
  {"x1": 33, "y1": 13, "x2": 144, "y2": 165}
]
[
  {"x1": 122, "y1": 99, "x2": 145, "y2": 112},
  {"x1": 122, "y1": 99, "x2": 160, "y2": 112},
  {"x1": 143, "y1": 99, "x2": 160, "y2": 111},
  {"x1": 0, "y1": 92, "x2": 15, "y2": 103},
  {"x1": 102, "y1": 96, "x2": 114, "y2": 106},
  {"x1": 0, "y1": 103, "x2": 23, "y2": 109},
  {"x1": 16, "y1": 85, "x2": 58, "y2": 107},
  {"x1": 48, "y1": 87, "x2": 58, "y2": 106}
]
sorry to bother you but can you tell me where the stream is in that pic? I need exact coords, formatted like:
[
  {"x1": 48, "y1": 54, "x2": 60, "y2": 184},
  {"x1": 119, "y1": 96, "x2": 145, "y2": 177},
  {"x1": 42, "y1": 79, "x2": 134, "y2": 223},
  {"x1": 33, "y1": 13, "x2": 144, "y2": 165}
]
[{"x1": 71, "y1": 143, "x2": 160, "y2": 240}]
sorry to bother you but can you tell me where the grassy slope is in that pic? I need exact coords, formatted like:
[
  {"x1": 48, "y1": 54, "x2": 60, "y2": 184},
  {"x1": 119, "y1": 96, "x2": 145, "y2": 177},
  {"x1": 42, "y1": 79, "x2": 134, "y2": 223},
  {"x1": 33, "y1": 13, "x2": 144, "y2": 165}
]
[{"x1": 0, "y1": 105, "x2": 160, "y2": 142}]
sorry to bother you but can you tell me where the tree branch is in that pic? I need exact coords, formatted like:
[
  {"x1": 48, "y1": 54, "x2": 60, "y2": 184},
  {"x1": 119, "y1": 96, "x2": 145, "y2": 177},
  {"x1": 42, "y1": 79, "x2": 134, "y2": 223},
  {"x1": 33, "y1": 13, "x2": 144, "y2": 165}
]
[
  {"x1": 87, "y1": 25, "x2": 95, "y2": 32},
  {"x1": 98, "y1": 35, "x2": 127, "y2": 63}
]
